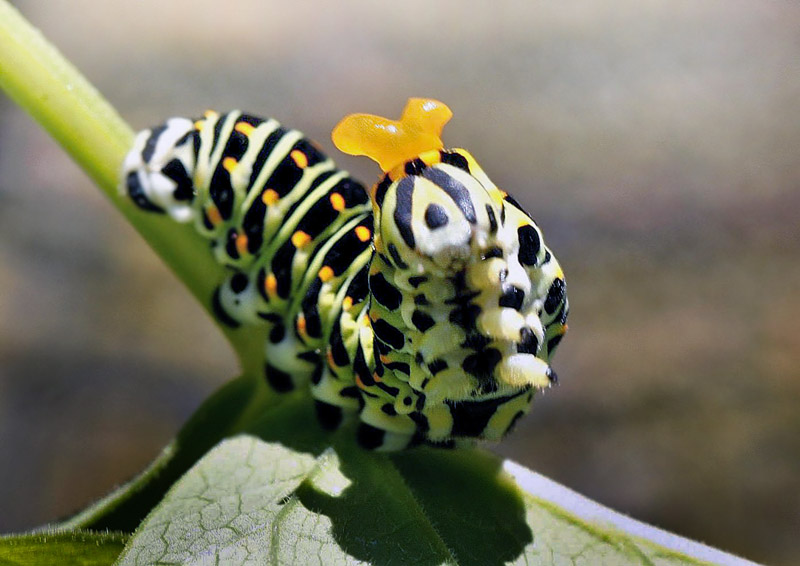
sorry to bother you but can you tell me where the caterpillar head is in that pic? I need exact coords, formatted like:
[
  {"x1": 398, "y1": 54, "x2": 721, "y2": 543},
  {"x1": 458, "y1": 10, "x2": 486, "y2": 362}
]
[
  {"x1": 333, "y1": 100, "x2": 567, "y2": 435},
  {"x1": 332, "y1": 99, "x2": 496, "y2": 274}
]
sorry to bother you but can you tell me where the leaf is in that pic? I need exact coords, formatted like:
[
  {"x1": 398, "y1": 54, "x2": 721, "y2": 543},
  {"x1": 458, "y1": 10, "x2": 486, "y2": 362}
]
[
  {"x1": 0, "y1": 530, "x2": 127, "y2": 566},
  {"x1": 115, "y1": 398, "x2": 762, "y2": 566},
  {"x1": 114, "y1": 438, "x2": 372, "y2": 566}
]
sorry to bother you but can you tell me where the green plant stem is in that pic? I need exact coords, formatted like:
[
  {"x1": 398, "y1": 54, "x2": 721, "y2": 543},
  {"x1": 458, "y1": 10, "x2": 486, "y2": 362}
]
[{"x1": 0, "y1": 1, "x2": 265, "y2": 376}]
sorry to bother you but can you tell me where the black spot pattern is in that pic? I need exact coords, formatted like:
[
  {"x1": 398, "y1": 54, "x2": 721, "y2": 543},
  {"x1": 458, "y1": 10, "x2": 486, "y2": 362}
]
[
  {"x1": 447, "y1": 389, "x2": 528, "y2": 438},
  {"x1": 518, "y1": 328, "x2": 538, "y2": 354},
  {"x1": 393, "y1": 177, "x2": 416, "y2": 249},
  {"x1": 265, "y1": 363, "x2": 294, "y2": 392},
  {"x1": 544, "y1": 279, "x2": 566, "y2": 315},
  {"x1": 485, "y1": 204, "x2": 498, "y2": 233},
  {"x1": 499, "y1": 286, "x2": 525, "y2": 310},
  {"x1": 230, "y1": 272, "x2": 249, "y2": 293},
  {"x1": 411, "y1": 310, "x2": 435, "y2": 332},
  {"x1": 424, "y1": 203, "x2": 449, "y2": 229},
  {"x1": 517, "y1": 225, "x2": 541, "y2": 266},
  {"x1": 439, "y1": 150, "x2": 470, "y2": 172},
  {"x1": 462, "y1": 348, "x2": 502, "y2": 379},
  {"x1": 357, "y1": 423, "x2": 386, "y2": 449},
  {"x1": 141, "y1": 123, "x2": 167, "y2": 162},
  {"x1": 161, "y1": 159, "x2": 194, "y2": 201},
  {"x1": 126, "y1": 172, "x2": 165, "y2": 213},
  {"x1": 422, "y1": 168, "x2": 477, "y2": 223},
  {"x1": 370, "y1": 272, "x2": 402, "y2": 309},
  {"x1": 427, "y1": 359, "x2": 448, "y2": 375},
  {"x1": 211, "y1": 287, "x2": 240, "y2": 328},
  {"x1": 372, "y1": 318, "x2": 405, "y2": 350},
  {"x1": 315, "y1": 401, "x2": 343, "y2": 430},
  {"x1": 405, "y1": 158, "x2": 427, "y2": 176}
]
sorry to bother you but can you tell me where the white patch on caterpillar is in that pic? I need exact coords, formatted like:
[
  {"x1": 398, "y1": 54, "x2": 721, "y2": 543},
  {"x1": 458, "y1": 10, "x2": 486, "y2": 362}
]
[
  {"x1": 122, "y1": 117, "x2": 196, "y2": 222},
  {"x1": 497, "y1": 354, "x2": 551, "y2": 389}
]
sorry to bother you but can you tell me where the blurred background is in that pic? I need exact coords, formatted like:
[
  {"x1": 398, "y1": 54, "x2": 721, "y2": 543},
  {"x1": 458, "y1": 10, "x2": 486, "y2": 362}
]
[{"x1": 1, "y1": 1, "x2": 798, "y2": 564}]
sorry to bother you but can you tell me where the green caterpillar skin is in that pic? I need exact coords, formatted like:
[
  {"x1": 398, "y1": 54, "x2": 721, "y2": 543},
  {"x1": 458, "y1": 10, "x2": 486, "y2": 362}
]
[{"x1": 121, "y1": 109, "x2": 568, "y2": 450}]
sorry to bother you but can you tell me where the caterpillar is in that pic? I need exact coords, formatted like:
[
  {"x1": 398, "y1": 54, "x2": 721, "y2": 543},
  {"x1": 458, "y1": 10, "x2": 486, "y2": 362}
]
[{"x1": 121, "y1": 98, "x2": 568, "y2": 450}]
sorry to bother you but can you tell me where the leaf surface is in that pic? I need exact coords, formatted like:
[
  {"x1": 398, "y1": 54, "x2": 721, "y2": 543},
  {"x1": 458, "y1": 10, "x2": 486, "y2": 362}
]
[{"x1": 114, "y1": 405, "x2": 761, "y2": 566}]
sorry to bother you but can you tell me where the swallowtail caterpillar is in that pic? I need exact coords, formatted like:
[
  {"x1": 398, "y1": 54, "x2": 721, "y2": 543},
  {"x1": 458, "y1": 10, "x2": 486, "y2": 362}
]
[{"x1": 122, "y1": 98, "x2": 568, "y2": 450}]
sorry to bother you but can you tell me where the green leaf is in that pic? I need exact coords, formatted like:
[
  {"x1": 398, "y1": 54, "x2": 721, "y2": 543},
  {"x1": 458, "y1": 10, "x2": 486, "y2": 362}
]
[
  {"x1": 0, "y1": 530, "x2": 127, "y2": 566},
  {"x1": 114, "y1": 401, "x2": 761, "y2": 566}
]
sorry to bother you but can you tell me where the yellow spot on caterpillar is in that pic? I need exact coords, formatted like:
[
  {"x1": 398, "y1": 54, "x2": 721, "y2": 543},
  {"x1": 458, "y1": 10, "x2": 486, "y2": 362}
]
[
  {"x1": 235, "y1": 122, "x2": 255, "y2": 136},
  {"x1": 490, "y1": 189, "x2": 506, "y2": 208},
  {"x1": 318, "y1": 266, "x2": 334, "y2": 282},
  {"x1": 296, "y1": 314, "x2": 307, "y2": 335},
  {"x1": 373, "y1": 372, "x2": 382, "y2": 383},
  {"x1": 235, "y1": 233, "x2": 248, "y2": 256},
  {"x1": 290, "y1": 149, "x2": 308, "y2": 169},
  {"x1": 499, "y1": 190, "x2": 508, "y2": 199},
  {"x1": 326, "y1": 349, "x2": 336, "y2": 368},
  {"x1": 354, "y1": 226, "x2": 371, "y2": 242},
  {"x1": 465, "y1": 152, "x2": 482, "y2": 173},
  {"x1": 420, "y1": 150, "x2": 443, "y2": 167},
  {"x1": 329, "y1": 192, "x2": 346, "y2": 211},
  {"x1": 194, "y1": 120, "x2": 204, "y2": 131},
  {"x1": 206, "y1": 205, "x2": 222, "y2": 226},
  {"x1": 203, "y1": 110, "x2": 218, "y2": 119},
  {"x1": 291, "y1": 231, "x2": 311, "y2": 248},
  {"x1": 380, "y1": 355, "x2": 389, "y2": 364},
  {"x1": 222, "y1": 157, "x2": 237, "y2": 173},
  {"x1": 265, "y1": 273, "x2": 277, "y2": 296},
  {"x1": 355, "y1": 376, "x2": 366, "y2": 389},
  {"x1": 332, "y1": 98, "x2": 453, "y2": 173},
  {"x1": 342, "y1": 296, "x2": 353, "y2": 310},
  {"x1": 262, "y1": 188, "x2": 279, "y2": 205}
]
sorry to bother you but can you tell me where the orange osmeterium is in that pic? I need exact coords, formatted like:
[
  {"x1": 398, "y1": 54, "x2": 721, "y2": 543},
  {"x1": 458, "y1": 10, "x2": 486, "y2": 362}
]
[{"x1": 331, "y1": 98, "x2": 452, "y2": 173}]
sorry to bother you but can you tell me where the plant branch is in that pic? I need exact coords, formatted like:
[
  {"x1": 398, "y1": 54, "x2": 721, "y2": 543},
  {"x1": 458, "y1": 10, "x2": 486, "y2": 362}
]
[{"x1": 0, "y1": 0, "x2": 266, "y2": 376}]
